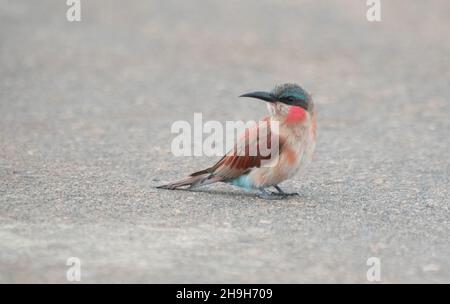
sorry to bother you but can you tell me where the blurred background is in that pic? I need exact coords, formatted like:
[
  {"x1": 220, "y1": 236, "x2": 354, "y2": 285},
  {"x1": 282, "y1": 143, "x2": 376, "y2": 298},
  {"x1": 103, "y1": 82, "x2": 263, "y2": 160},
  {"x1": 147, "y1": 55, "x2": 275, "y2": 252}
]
[{"x1": 0, "y1": 0, "x2": 449, "y2": 283}]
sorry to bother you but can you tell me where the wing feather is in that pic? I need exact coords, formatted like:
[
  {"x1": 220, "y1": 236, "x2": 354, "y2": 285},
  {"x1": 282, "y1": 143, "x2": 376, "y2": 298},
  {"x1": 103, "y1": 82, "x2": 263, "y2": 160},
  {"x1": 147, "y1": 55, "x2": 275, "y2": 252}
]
[{"x1": 208, "y1": 118, "x2": 283, "y2": 180}]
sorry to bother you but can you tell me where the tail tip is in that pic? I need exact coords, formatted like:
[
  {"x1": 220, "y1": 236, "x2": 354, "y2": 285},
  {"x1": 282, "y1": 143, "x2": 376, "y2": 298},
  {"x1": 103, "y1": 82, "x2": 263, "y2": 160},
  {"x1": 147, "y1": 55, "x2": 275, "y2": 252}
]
[{"x1": 156, "y1": 184, "x2": 171, "y2": 190}]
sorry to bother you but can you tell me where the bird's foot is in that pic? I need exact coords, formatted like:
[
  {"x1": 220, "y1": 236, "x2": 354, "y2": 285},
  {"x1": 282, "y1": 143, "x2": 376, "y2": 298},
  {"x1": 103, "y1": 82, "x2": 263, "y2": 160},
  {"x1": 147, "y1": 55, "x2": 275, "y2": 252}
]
[
  {"x1": 272, "y1": 185, "x2": 299, "y2": 197},
  {"x1": 270, "y1": 191, "x2": 299, "y2": 196},
  {"x1": 258, "y1": 188, "x2": 287, "y2": 200}
]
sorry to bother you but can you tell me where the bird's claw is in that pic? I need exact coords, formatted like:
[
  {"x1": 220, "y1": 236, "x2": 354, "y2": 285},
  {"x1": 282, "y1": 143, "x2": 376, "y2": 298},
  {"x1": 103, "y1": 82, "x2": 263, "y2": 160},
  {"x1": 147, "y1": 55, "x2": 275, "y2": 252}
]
[
  {"x1": 258, "y1": 192, "x2": 286, "y2": 200},
  {"x1": 270, "y1": 191, "x2": 299, "y2": 196},
  {"x1": 272, "y1": 186, "x2": 299, "y2": 197},
  {"x1": 258, "y1": 188, "x2": 298, "y2": 200}
]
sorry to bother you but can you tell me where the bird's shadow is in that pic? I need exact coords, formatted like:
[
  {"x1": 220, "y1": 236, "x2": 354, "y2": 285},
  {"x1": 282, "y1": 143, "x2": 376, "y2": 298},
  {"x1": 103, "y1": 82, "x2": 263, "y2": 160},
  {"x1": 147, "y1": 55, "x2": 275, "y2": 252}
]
[{"x1": 155, "y1": 185, "x2": 308, "y2": 202}]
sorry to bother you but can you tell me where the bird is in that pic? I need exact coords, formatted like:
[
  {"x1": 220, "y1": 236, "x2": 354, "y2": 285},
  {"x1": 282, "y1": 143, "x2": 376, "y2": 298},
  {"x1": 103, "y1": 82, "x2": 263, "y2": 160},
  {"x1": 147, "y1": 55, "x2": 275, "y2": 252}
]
[{"x1": 157, "y1": 83, "x2": 317, "y2": 199}]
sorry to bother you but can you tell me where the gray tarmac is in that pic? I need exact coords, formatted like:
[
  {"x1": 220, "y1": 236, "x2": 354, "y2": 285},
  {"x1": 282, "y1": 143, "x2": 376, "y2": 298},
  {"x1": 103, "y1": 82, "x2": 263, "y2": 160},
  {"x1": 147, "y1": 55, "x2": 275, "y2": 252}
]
[{"x1": 0, "y1": 0, "x2": 449, "y2": 283}]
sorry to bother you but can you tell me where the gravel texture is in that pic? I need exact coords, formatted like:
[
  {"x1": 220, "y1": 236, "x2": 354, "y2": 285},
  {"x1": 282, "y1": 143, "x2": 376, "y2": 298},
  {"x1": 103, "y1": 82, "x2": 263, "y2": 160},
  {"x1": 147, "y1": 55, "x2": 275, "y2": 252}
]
[{"x1": 0, "y1": 0, "x2": 449, "y2": 283}]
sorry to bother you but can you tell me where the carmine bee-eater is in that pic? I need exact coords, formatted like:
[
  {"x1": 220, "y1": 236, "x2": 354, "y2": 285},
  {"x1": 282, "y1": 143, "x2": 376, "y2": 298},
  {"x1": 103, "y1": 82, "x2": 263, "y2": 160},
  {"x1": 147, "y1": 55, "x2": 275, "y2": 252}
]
[{"x1": 158, "y1": 83, "x2": 317, "y2": 199}]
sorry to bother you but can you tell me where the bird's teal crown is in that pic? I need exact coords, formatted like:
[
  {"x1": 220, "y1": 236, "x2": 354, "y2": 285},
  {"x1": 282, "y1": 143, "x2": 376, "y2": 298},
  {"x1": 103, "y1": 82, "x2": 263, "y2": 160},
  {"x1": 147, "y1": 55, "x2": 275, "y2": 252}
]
[{"x1": 272, "y1": 83, "x2": 310, "y2": 102}]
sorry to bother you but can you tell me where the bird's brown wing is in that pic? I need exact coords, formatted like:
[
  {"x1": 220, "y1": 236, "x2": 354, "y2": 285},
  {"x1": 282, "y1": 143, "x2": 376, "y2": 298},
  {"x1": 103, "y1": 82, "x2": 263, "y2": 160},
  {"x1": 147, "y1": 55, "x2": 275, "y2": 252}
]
[{"x1": 206, "y1": 118, "x2": 283, "y2": 181}]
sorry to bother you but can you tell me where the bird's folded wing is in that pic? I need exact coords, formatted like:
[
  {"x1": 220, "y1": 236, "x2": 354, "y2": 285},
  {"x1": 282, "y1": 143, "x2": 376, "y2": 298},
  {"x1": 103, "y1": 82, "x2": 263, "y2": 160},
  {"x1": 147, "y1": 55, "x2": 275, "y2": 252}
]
[{"x1": 209, "y1": 118, "x2": 283, "y2": 180}]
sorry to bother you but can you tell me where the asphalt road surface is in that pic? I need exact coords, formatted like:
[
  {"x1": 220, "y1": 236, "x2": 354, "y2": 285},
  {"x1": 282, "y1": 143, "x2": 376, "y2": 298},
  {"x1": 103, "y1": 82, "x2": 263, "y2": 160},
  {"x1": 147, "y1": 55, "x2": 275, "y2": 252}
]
[{"x1": 1, "y1": 0, "x2": 449, "y2": 283}]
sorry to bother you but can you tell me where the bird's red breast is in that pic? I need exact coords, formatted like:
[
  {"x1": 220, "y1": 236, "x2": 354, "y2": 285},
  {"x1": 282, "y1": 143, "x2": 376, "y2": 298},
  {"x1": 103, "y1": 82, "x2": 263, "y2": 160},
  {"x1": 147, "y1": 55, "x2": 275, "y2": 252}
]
[{"x1": 284, "y1": 106, "x2": 307, "y2": 124}]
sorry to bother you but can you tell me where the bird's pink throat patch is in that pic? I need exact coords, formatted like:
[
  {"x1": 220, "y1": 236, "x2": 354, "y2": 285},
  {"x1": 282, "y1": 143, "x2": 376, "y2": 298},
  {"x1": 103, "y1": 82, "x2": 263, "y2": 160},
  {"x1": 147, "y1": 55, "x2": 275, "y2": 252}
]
[{"x1": 285, "y1": 106, "x2": 307, "y2": 124}]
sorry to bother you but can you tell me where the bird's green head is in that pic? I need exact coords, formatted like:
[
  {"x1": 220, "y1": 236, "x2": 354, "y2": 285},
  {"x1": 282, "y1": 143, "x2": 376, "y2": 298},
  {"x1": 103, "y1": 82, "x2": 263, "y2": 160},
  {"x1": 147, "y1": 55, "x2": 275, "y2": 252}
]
[{"x1": 239, "y1": 83, "x2": 311, "y2": 111}]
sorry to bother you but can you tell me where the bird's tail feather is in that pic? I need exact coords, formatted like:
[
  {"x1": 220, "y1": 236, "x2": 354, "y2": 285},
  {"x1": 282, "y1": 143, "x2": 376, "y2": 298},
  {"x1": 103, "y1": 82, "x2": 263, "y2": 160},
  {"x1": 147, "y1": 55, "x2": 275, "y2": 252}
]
[{"x1": 157, "y1": 171, "x2": 222, "y2": 190}]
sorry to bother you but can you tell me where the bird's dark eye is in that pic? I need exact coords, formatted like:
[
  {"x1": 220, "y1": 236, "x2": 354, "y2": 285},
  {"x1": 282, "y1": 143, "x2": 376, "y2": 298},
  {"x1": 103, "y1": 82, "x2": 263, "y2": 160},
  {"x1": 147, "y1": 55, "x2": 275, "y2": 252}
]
[{"x1": 284, "y1": 96, "x2": 295, "y2": 103}]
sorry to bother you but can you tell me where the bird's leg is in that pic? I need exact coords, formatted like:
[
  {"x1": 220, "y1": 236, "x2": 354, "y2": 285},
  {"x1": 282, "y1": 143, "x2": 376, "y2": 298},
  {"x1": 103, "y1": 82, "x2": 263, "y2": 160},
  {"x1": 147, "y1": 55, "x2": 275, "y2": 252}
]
[
  {"x1": 272, "y1": 185, "x2": 299, "y2": 196},
  {"x1": 258, "y1": 188, "x2": 286, "y2": 200}
]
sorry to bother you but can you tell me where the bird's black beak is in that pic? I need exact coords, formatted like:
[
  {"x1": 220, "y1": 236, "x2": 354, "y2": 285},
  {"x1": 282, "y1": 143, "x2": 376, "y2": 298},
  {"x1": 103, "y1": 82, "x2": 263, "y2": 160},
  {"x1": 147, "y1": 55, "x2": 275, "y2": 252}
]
[{"x1": 239, "y1": 91, "x2": 277, "y2": 103}]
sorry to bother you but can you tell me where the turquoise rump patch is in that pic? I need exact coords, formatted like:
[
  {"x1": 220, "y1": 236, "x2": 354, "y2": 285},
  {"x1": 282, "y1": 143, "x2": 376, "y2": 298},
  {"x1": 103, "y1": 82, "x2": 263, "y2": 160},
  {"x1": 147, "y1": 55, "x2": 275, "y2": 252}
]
[{"x1": 229, "y1": 174, "x2": 254, "y2": 190}]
